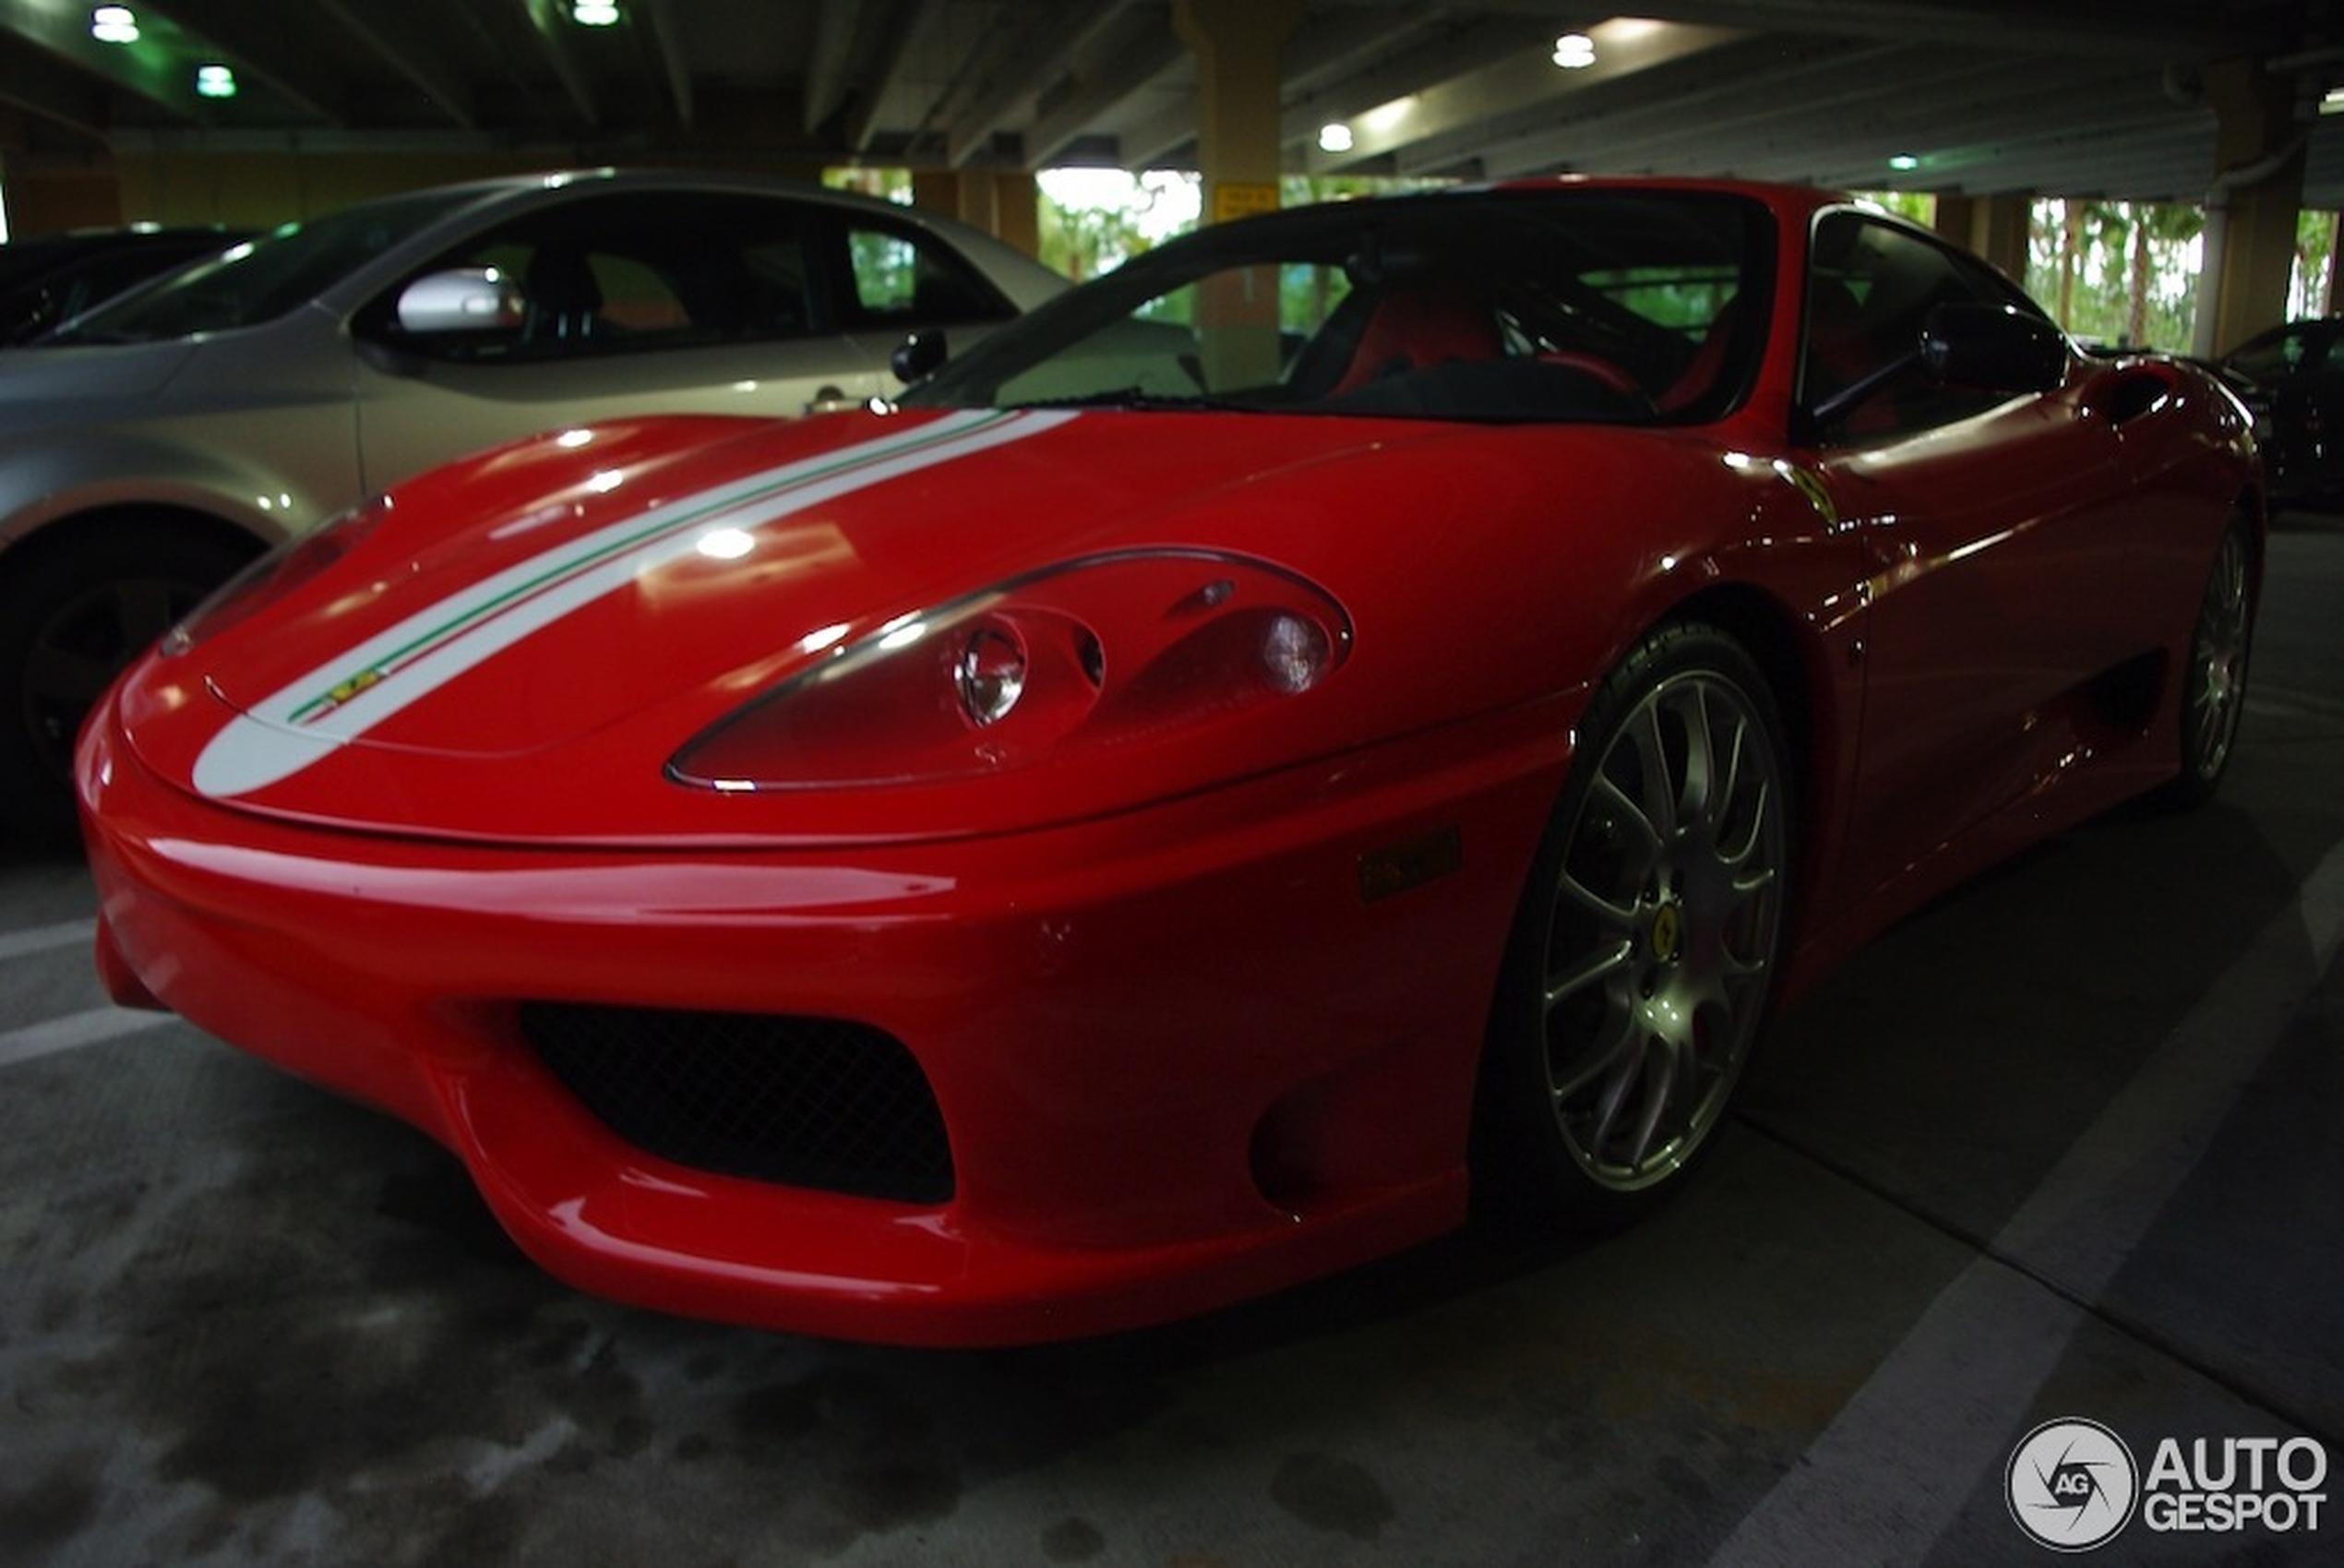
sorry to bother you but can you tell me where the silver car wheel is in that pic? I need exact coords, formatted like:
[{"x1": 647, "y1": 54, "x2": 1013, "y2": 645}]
[
  {"x1": 2181, "y1": 520, "x2": 2251, "y2": 789},
  {"x1": 24, "y1": 574, "x2": 203, "y2": 779},
  {"x1": 0, "y1": 523, "x2": 252, "y2": 838},
  {"x1": 1537, "y1": 660, "x2": 1788, "y2": 1192}
]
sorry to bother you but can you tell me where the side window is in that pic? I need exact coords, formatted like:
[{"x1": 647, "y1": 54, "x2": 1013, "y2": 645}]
[
  {"x1": 1803, "y1": 211, "x2": 2035, "y2": 443},
  {"x1": 363, "y1": 192, "x2": 819, "y2": 363},
  {"x1": 841, "y1": 220, "x2": 1012, "y2": 327}
]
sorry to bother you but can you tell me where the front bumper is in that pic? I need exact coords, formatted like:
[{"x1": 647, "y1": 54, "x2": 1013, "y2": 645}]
[{"x1": 79, "y1": 692, "x2": 1568, "y2": 1345}]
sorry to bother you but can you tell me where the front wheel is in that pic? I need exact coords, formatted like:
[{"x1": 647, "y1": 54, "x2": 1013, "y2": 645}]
[
  {"x1": 2160, "y1": 512, "x2": 2254, "y2": 810},
  {"x1": 1475, "y1": 621, "x2": 1793, "y2": 1227}
]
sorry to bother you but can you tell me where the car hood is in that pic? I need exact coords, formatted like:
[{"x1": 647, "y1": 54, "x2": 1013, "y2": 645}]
[{"x1": 117, "y1": 404, "x2": 1696, "y2": 844}]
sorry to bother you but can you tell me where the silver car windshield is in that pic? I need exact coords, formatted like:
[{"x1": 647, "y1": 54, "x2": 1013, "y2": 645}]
[{"x1": 44, "y1": 186, "x2": 484, "y2": 345}]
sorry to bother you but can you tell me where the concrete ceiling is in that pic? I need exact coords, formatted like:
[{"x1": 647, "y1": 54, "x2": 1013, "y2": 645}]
[{"x1": 7, "y1": 1, "x2": 2344, "y2": 209}]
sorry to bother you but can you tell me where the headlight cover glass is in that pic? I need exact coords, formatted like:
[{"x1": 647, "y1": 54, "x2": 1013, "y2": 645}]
[{"x1": 667, "y1": 549, "x2": 1351, "y2": 791}]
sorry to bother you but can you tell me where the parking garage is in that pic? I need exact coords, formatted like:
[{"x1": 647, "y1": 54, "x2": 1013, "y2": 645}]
[{"x1": 4, "y1": 5, "x2": 2343, "y2": 1565}]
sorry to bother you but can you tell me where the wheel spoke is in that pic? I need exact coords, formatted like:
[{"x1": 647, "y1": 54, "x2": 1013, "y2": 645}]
[
  {"x1": 1543, "y1": 937, "x2": 1634, "y2": 1012},
  {"x1": 1578, "y1": 1031, "x2": 1644, "y2": 1158},
  {"x1": 23, "y1": 638, "x2": 123, "y2": 712},
  {"x1": 113, "y1": 580, "x2": 185, "y2": 650},
  {"x1": 1556, "y1": 868, "x2": 1639, "y2": 928},
  {"x1": 1715, "y1": 783, "x2": 1766, "y2": 870},
  {"x1": 1618, "y1": 1045, "x2": 1675, "y2": 1171},
  {"x1": 1550, "y1": 1002, "x2": 1643, "y2": 1102},
  {"x1": 1589, "y1": 771, "x2": 1661, "y2": 856},
  {"x1": 1623, "y1": 700, "x2": 1680, "y2": 841},
  {"x1": 1676, "y1": 685, "x2": 1716, "y2": 827}
]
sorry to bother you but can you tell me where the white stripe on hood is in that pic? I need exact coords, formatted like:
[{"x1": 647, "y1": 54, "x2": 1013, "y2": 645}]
[{"x1": 192, "y1": 409, "x2": 1074, "y2": 800}]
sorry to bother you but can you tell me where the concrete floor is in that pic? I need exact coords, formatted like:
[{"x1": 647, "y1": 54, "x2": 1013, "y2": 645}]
[{"x1": 5, "y1": 517, "x2": 2340, "y2": 1568}]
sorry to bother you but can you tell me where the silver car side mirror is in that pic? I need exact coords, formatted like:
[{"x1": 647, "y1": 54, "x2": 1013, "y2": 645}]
[{"x1": 396, "y1": 269, "x2": 525, "y2": 334}]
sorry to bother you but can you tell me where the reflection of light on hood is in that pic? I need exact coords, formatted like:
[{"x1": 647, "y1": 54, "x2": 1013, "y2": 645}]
[
  {"x1": 696, "y1": 528, "x2": 755, "y2": 560},
  {"x1": 491, "y1": 502, "x2": 580, "y2": 541},
  {"x1": 796, "y1": 622, "x2": 851, "y2": 656}
]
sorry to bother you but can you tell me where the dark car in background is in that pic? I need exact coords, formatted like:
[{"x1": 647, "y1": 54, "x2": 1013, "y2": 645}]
[
  {"x1": 0, "y1": 226, "x2": 249, "y2": 344},
  {"x1": 2217, "y1": 316, "x2": 2344, "y2": 505}
]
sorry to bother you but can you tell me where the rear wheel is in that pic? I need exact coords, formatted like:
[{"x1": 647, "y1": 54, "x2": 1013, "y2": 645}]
[
  {"x1": 0, "y1": 522, "x2": 254, "y2": 839},
  {"x1": 1476, "y1": 621, "x2": 1792, "y2": 1226}
]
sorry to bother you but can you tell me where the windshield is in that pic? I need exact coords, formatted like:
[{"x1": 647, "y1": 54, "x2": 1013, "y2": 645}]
[
  {"x1": 46, "y1": 186, "x2": 485, "y2": 345},
  {"x1": 903, "y1": 188, "x2": 1769, "y2": 425}
]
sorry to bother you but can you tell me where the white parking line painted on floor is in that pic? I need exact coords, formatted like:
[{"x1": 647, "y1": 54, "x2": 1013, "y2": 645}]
[
  {"x1": 1706, "y1": 831, "x2": 2344, "y2": 1566},
  {"x1": 0, "y1": 916, "x2": 95, "y2": 963},
  {"x1": 0, "y1": 1004, "x2": 181, "y2": 1068}
]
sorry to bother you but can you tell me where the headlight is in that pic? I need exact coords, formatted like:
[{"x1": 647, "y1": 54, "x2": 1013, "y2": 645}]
[
  {"x1": 954, "y1": 625, "x2": 1029, "y2": 726},
  {"x1": 667, "y1": 549, "x2": 1350, "y2": 791}
]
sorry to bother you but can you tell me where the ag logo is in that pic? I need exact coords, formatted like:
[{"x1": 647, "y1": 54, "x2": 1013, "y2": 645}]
[{"x1": 2008, "y1": 1418, "x2": 2140, "y2": 1551}]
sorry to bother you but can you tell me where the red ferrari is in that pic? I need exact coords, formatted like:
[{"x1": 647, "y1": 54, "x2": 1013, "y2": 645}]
[{"x1": 78, "y1": 180, "x2": 2259, "y2": 1345}]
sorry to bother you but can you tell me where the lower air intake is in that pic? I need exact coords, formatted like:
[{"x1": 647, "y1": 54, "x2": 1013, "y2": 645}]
[{"x1": 520, "y1": 1002, "x2": 953, "y2": 1204}]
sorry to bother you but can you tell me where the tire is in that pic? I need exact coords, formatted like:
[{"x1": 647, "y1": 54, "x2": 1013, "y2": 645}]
[
  {"x1": 0, "y1": 521, "x2": 255, "y2": 841},
  {"x1": 1474, "y1": 620, "x2": 1793, "y2": 1228},
  {"x1": 2159, "y1": 512, "x2": 2254, "y2": 811}
]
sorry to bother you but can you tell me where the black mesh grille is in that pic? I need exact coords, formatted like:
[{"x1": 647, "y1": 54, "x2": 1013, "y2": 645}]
[{"x1": 519, "y1": 1002, "x2": 953, "y2": 1203}]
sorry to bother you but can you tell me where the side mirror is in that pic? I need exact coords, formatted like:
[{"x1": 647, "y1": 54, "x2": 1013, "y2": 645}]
[
  {"x1": 1923, "y1": 303, "x2": 2069, "y2": 394},
  {"x1": 891, "y1": 329, "x2": 949, "y2": 384},
  {"x1": 396, "y1": 269, "x2": 525, "y2": 334}
]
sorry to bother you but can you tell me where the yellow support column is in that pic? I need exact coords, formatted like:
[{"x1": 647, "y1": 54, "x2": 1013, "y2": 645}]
[
  {"x1": 2196, "y1": 55, "x2": 2307, "y2": 356},
  {"x1": 987, "y1": 170, "x2": 1040, "y2": 259},
  {"x1": 910, "y1": 169, "x2": 1039, "y2": 258},
  {"x1": 0, "y1": 150, "x2": 124, "y2": 235},
  {"x1": 1172, "y1": 0, "x2": 1302, "y2": 389}
]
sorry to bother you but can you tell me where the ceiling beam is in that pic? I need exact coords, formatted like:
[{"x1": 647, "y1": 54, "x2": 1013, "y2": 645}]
[
  {"x1": 845, "y1": 0, "x2": 937, "y2": 155},
  {"x1": 1602, "y1": 0, "x2": 2286, "y2": 63},
  {"x1": 946, "y1": 0, "x2": 1136, "y2": 168},
  {"x1": 1023, "y1": 11, "x2": 1186, "y2": 167},
  {"x1": 1312, "y1": 17, "x2": 1748, "y2": 171},
  {"x1": 0, "y1": 47, "x2": 117, "y2": 142},
  {"x1": 514, "y1": 0, "x2": 602, "y2": 128},
  {"x1": 305, "y1": 0, "x2": 479, "y2": 129},
  {"x1": 0, "y1": 0, "x2": 208, "y2": 126},
  {"x1": 804, "y1": 0, "x2": 859, "y2": 135},
  {"x1": 635, "y1": 0, "x2": 694, "y2": 128}
]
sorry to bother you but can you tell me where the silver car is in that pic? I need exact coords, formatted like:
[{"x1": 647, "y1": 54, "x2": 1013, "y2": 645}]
[{"x1": 0, "y1": 167, "x2": 1066, "y2": 836}]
